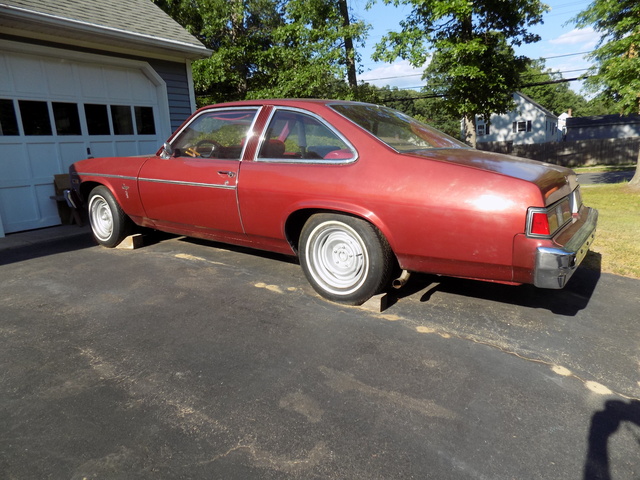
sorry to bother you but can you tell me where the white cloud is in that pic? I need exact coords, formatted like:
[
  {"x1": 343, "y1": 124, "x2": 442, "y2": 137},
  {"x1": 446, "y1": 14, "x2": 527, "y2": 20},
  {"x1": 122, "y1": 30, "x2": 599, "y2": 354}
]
[
  {"x1": 549, "y1": 27, "x2": 599, "y2": 49},
  {"x1": 359, "y1": 59, "x2": 428, "y2": 90}
]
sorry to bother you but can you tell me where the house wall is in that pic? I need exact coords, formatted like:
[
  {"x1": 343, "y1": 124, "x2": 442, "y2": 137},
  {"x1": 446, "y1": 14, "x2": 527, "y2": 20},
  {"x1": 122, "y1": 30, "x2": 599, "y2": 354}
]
[
  {"x1": 566, "y1": 115, "x2": 640, "y2": 141},
  {"x1": 148, "y1": 59, "x2": 195, "y2": 132},
  {"x1": 476, "y1": 93, "x2": 558, "y2": 145}
]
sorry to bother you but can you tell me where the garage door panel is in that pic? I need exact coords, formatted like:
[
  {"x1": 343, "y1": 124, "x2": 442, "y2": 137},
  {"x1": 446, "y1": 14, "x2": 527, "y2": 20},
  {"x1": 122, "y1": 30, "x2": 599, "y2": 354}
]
[
  {"x1": 0, "y1": 144, "x2": 30, "y2": 182},
  {"x1": 45, "y1": 61, "x2": 78, "y2": 98},
  {"x1": 58, "y1": 142, "x2": 89, "y2": 171},
  {"x1": 114, "y1": 140, "x2": 139, "y2": 157},
  {"x1": 105, "y1": 69, "x2": 132, "y2": 102},
  {"x1": 0, "y1": 55, "x2": 13, "y2": 94},
  {"x1": 35, "y1": 183, "x2": 59, "y2": 220},
  {"x1": 139, "y1": 140, "x2": 160, "y2": 154},
  {"x1": 0, "y1": 186, "x2": 39, "y2": 225},
  {"x1": 129, "y1": 72, "x2": 156, "y2": 102},
  {"x1": 78, "y1": 65, "x2": 108, "y2": 100},
  {"x1": 26, "y1": 142, "x2": 61, "y2": 178},
  {"x1": 10, "y1": 57, "x2": 47, "y2": 96},
  {"x1": 88, "y1": 141, "x2": 116, "y2": 158}
]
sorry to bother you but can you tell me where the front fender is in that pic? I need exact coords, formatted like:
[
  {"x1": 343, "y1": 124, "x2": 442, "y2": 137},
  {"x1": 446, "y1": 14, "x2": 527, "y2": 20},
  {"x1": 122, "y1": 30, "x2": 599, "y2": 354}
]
[{"x1": 71, "y1": 156, "x2": 150, "y2": 219}]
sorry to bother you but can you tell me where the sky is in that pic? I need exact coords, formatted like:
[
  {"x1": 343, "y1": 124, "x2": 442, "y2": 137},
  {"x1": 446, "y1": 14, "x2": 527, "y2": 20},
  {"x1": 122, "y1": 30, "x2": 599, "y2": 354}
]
[{"x1": 348, "y1": 0, "x2": 600, "y2": 94}]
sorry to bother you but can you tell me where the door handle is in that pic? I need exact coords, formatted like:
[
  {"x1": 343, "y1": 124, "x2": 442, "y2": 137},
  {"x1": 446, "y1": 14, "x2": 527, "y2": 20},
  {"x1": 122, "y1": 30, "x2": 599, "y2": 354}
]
[{"x1": 218, "y1": 171, "x2": 236, "y2": 178}]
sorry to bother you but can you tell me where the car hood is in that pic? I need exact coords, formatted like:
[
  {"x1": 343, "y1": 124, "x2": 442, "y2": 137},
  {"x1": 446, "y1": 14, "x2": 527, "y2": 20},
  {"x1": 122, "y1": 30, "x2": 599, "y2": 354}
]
[{"x1": 408, "y1": 148, "x2": 578, "y2": 205}]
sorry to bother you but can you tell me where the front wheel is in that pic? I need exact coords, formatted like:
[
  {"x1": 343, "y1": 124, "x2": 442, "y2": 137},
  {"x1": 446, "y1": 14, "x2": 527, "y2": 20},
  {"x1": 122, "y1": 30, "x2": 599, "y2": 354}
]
[
  {"x1": 299, "y1": 214, "x2": 394, "y2": 305},
  {"x1": 87, "y1": 186, "x2": 132, "y2": 247}
]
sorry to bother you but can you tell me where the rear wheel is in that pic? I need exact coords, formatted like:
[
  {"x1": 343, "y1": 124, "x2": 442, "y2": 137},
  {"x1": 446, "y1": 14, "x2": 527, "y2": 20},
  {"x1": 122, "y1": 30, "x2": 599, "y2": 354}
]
[
  {"x1": 299, "y1": 213, "x2": 394, "y2": 305},
  {"x1": 88, "y1": 186, "x2": 132, "y2": 247}
]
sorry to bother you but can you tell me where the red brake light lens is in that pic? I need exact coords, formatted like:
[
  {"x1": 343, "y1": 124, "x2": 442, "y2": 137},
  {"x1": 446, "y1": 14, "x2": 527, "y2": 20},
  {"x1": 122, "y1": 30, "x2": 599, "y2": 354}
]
[{"x1": 530, "y1": 212, "x2": 551, "y2": 236}]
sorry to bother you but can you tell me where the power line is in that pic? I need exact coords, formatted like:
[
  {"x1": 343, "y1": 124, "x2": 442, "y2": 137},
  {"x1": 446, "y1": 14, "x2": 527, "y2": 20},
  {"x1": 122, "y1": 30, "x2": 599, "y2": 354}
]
[
  {"x1": 381, "y1": 76, "x2": 587, "y2": 102},
  {"x1": 361, "y1": 50, "x2": 594, "y2": 82},
  {"x1": 363, "y1": 67, "x2": 591, "y2": 85}
]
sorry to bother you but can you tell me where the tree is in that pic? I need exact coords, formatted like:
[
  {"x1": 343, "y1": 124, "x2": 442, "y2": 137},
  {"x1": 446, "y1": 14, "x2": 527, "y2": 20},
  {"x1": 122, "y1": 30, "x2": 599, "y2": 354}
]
[
  {"x1": 152, "y1": 0, "x2": 369, "y2": 105},
  {"x1": 519, "y1": 60, "x2": 589, "y2": 116},
  {"x1": 372, "y1": 0, "x2": 548, "y2": 147},
  {"x1": 574, "y1": 0, "x2": 640, "y2": 187}
]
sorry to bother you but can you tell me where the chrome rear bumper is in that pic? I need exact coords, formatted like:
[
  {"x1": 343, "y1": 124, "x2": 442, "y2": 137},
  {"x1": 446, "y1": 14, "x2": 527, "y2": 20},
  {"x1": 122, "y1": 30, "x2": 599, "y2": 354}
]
[{"x1": 534, "y1": 207, "x2": 598, "y2": 289}]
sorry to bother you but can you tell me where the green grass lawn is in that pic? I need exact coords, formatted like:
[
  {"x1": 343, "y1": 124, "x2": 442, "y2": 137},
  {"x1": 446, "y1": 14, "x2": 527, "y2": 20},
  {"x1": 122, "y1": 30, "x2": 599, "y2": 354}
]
[{"x1": 580, "y1": 183, "x2": 640, "y2": 279}]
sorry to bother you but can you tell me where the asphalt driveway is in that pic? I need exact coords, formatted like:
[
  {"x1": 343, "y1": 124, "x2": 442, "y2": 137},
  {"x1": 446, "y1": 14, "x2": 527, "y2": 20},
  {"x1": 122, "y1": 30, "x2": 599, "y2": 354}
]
[{"x1": 1, "y1": 228, "x2": 639, "y2": 479}]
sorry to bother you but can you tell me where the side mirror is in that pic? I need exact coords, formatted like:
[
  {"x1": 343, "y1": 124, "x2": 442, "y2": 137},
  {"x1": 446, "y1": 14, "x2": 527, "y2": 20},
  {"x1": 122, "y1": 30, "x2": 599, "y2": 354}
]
[{"x1": 160, "y1": 142, "x2": 173, "y2": 159}]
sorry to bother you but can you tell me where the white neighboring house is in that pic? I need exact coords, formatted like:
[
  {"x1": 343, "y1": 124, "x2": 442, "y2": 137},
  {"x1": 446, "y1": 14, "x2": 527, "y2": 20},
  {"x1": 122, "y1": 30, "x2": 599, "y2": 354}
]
[{"x1": 474, "y1": 92, "x2": 560, "y2": 145}]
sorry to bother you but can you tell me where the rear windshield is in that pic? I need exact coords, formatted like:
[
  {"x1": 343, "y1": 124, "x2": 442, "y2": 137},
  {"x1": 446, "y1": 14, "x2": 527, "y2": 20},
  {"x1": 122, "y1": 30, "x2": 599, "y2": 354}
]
[{"x1": 330, "y1": 103, "x2": 468, "y2": 152}]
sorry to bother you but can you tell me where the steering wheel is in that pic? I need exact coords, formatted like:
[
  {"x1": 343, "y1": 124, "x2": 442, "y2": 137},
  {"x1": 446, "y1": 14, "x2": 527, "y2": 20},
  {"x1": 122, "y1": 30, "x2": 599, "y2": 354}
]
[{"x1": 191, "y1": 139, "x2": 222, "y2": 158}]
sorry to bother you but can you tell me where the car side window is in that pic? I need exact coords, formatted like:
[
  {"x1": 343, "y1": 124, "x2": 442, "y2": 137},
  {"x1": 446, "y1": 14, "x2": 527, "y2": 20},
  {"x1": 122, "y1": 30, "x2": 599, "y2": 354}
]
[
  {"x1": 258, "y1": 110, "x2": 355, "y2": 161},
  {"x1": 171, "y1": 108, "x2": 258, "y2": 160}
]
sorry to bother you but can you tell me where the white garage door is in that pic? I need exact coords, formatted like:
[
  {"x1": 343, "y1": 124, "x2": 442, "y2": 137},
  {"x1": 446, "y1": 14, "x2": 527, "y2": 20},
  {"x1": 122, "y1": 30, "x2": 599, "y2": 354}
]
[{"x1": 0, "y1": 44, "x2": 169, "y2": 235}]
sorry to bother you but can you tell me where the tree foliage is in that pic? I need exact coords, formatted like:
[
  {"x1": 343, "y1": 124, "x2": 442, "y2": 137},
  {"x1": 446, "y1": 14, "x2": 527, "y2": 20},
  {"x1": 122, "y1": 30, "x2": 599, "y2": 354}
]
[
  {"x1": 152, "y1": 0, "x2": 369, "y2": 105},
  {"x1": 372, "y1": 0, "x2": 549, "y2": 146},
  {"x1": 575, "y1": 0, "x2": 640, "y2": 114},
  {"x1": 574, "y1": 0, "x2": 640, "y2": 185},
  {"x1": 519, "y1": 60, "x2": 588, "y2": 115}
]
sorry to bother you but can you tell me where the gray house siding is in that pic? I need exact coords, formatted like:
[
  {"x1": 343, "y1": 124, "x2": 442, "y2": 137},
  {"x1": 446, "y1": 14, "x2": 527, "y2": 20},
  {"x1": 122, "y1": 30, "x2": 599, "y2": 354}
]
[
  {"x1": 566, "y1": 114, "x2": 640, "y2": 141},
  {"x1": 148, "y1": 59, "x2": 194, "y2": 131}
]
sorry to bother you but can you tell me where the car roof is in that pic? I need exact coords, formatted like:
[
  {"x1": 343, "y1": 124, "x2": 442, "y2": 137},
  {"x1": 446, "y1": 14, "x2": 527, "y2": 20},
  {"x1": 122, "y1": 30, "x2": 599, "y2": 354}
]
[{"x1": 197, "y1": 98, "x2": 370, "y2": 110}]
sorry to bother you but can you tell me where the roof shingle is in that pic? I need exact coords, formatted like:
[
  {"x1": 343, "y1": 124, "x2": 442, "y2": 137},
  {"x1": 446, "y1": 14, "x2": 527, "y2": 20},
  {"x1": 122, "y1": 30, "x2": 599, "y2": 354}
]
[{"x1": 1, "y1": 0, "x2": 206, "y2": 50}]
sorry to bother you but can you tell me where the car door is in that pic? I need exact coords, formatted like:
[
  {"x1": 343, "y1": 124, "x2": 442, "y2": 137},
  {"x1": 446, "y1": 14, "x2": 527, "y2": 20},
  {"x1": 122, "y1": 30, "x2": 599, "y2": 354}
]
[{"x1": 138, "y1": 107, "x2": 259, "y2": 235}]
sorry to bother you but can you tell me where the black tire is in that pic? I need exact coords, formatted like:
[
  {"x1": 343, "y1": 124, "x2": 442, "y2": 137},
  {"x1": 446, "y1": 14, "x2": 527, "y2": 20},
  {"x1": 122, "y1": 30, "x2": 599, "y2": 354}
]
[
  {"x1": 299, "y1": 213, "x2": 394, "y2": 305},
  {"x1": 87, "y1": 186, "x2": 132, "y2": 248}
]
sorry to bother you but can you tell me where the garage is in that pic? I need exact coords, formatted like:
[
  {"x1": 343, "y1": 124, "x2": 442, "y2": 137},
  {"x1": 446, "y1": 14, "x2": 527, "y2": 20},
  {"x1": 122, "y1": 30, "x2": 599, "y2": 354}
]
[
  {"x1": 0, "y1": 0, "x2": 210, "y2": 237},
  {"x1": 0, "y1": 43, "x2": 171, "y2": 235}
]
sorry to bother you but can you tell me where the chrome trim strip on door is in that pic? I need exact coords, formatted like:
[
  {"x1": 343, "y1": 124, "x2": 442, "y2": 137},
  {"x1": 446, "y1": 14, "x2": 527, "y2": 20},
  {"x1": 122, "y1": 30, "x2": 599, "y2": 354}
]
[
  {"x1": 138, "y1": 177, "x2": 236, "y2": 190},
  {"x1": 79, "y1": 173, "x2": 137, "y2": 181}
]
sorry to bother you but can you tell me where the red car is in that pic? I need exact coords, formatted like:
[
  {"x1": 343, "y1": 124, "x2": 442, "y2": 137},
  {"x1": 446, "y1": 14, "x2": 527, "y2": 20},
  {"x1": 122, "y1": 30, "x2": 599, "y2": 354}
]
[{"x1": 69, "y1": 99, "x2": 597, "y2": 305}]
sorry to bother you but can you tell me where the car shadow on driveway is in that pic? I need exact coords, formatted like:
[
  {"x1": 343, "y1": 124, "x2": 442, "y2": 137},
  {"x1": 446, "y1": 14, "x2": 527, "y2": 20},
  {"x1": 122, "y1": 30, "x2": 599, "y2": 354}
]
[
  {"x1": 176, "y1": 235, "x2": 300, "y2": 265},
  {"x1": 0, "y1": 231, "x2": 95, "y2": 267},
  {"x1": 388, "y1": 254, "x2": 601, "y2": 317},
  {"x1": 132, "y1": 230, "x2": 602, "y2": 316}
]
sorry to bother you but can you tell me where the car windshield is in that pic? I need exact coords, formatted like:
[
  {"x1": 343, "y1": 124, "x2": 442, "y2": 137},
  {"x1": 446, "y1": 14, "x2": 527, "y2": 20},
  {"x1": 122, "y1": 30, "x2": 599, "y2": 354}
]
[{"x1": 330, "y1": 103, "x2": 468, "y2": 152}]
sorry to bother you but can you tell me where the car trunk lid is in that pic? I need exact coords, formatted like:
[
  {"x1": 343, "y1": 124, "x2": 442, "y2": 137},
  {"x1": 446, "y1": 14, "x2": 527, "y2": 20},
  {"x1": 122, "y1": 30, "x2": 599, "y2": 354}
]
[{"x1": 408, "y1": 148, "x2": 577, "y2": 206}]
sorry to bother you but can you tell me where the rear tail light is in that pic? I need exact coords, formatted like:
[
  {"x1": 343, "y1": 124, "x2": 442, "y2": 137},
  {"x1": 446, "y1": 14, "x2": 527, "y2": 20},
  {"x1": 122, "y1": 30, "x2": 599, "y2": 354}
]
[
  {"x1": 527, "y1": 194, "x2": 574, "y2": 238},
  {"x1": 530, "y1": 212, "x2": 551, "y2": 236}
]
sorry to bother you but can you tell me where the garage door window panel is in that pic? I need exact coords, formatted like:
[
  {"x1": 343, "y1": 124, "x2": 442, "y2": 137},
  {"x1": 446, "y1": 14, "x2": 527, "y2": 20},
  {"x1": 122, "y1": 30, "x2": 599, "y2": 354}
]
[
  {"x1": 52, "y1": 102, "x2": 81, "y2": 136},
  {"x1": 111, "y1": 105, "x2": 134, "y2": 135},
  {"x1": 19, "y1": 100, "x2": 52, "y2": 136},
  {"x1": 135, "y1": 106, "x2": 155, "y2": 135},
  {"x1": 0, "y1": 99, "x2": 19, "y2": 136},
  {"x1": 85, "y1": 104, "x2": 111, "y2": 135}
]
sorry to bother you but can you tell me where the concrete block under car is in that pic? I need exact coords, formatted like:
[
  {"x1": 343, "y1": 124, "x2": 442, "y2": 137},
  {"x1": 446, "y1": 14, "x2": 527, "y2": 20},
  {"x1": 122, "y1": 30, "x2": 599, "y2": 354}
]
[
  {"x1": 115, "y1": 233, "x2": 144, "y2": 250},
  {"x1": 359, "y1": 293, "x2": 389, "y2": 313}
]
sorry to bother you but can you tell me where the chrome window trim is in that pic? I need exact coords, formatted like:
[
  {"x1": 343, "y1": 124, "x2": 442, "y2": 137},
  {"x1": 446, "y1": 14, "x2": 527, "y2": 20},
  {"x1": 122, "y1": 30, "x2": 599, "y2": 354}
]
[
  {"x1": 254, "y1": 106, "x2": 358, "y2": 165},
  {"x1": 327, "y1": 102, "x2": 470, "y2": 153},
  {"x1": 168, "y1": 106, "x2": 262, "y2": 161},
  {"x1": 570, "y1": 187, "x2": 582, "y2": 214}
]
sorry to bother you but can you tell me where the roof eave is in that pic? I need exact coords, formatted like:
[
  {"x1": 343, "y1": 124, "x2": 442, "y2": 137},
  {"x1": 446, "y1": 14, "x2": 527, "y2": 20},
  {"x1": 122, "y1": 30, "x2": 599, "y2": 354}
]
[{"x1": 0, "y1": 4, "x2": 212, "y2": 61}]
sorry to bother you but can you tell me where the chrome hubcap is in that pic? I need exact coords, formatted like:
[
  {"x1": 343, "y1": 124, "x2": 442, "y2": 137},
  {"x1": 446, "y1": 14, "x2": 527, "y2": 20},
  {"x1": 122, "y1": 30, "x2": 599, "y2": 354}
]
[
  {"x1": 89, "y1": 195, "x2": 113, "y2": 241},
  {"x1": 307, "y1": 221, "x2": 369, "y2": 295}
]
